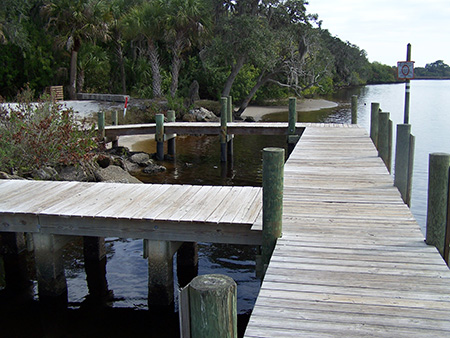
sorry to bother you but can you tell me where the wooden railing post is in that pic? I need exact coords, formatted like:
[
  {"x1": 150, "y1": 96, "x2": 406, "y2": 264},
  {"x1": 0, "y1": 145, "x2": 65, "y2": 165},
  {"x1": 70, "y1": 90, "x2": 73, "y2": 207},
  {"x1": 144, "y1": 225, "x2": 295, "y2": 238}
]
[
  {"x1": 394, "y1": 124, "x2": 415, "y2": 206},
  {"x1": 167, "y1": 110, "x2": 176, "y2": 156},
  {"x1": 220, "y1": 97, "x2": 228, "y2": 162},
  {"x1": 351, "y1": 95, "x2": 358, "y2": 124},
  {"x1": 180, "y1": 274, "x2": 237, "y2": 338},
  {"x1": 370, "y1": 102, "x2": 380, "y2": 147},
  {"x1": 155, "y1": 114, "x2": 164, "y2": 161},
  {"x1": 426, "y1": 153, "x2": 450, "y2": 258},
  {"x1": 262, "y1": 147, "x2": 284, "y2": 268},
  {"x1": 378, "y1": 111, "x2": 392, "y2": 172}
]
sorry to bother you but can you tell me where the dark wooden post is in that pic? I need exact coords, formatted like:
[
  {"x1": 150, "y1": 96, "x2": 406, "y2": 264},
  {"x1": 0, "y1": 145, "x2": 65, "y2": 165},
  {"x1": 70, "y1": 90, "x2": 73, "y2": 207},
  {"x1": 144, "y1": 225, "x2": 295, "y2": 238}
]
[
  {"x1": 378, "y1": 112, "x2": 392, "y2": 172},
  {"x1": 167, "y1": 110, "x2": 176, "y2": 156},
  {"x1": 370, "y1": 102, "x2": 380, "y2": 147},
  {"x1": 351, "y1": 95, "x2": 358, "y2": 124},
  {"x1": 394, "y1": 124, "x2": 415, "y2": 206},
  {"x1": 227, "y1": 96, "x2": 234, "y2": 161},
  {"x1": 220, "y1": 97, "x2": 228, "y2": 162},
  {"x1": 155, "y1": 113, "x2": 164, "y2": 161},
  {"x1": 177, "y1": 242, "x2": 199, "y2": 288},
  {"x1": 83, "y1": 236, "x2": 109, "y2": 303},
  {"x1": 287, "y1": 97, "x2": 299, "y2": 155},
  {"x1": 181, "y1": 274, "x2": 237, "y2": 338},
  {"x1": 262, "y1": 147, "x2": 284, "y2": 268},
  {"x1": 111, "y1": 111, "x2": 119, "y2": 148},
  {"x1": 97, "y1": 112, "x2": 105, "y2": 140},
  {"x1": 426, "y1": 153, "x2": 450, "y2": 257}
]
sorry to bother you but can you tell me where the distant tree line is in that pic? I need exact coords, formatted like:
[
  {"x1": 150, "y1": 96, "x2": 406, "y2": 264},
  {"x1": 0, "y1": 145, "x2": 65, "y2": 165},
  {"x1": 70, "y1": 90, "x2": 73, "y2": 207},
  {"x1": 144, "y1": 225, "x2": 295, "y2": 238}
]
[
  {"x1": 415, "y1": 60, "x2": 450, "y2": 79},
  {"x1": 1, "y1": 0, "x2": 401, "y2": 113}
]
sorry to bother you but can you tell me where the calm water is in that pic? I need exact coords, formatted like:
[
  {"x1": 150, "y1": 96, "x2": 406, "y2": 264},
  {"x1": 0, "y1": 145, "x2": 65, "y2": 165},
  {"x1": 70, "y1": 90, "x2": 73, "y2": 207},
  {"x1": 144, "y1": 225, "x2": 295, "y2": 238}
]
[{"x1": 2, "y1": 80, "x2": 449, "y2": 336}]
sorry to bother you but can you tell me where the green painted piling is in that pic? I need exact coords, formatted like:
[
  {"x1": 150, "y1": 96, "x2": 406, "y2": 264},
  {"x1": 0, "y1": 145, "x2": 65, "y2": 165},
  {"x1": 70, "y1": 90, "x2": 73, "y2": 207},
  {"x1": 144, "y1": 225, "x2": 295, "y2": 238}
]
[
  {"x1": 370, "y1": 102, "x2": 380, "y2": 147},
  {"x1": 155, "y1": 114, "x2": 164, "y2": 161},
  {"x1": 426, "y1": 153, "x2": 450, "y2": 257},
  {"x1": 378, "y1": 112, "x2": 391, "y2": 172},
  {"x1": 351, "y1": 95, "x2": 358, "y2": 124},
  {"x1": 262, "y1": 147, "x2": 284, "y2": 268},
  {"x1": 188, "y1": 274, "x2": 237, "y2": 338},
  {"x1": 220, "y1": 97, "x2": 228, "y2": 162}
]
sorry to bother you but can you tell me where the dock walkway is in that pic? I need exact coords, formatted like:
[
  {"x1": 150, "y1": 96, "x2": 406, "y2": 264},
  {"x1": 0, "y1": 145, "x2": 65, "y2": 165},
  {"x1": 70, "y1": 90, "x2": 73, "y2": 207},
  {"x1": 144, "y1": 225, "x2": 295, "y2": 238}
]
[
  {"x1": 0, "y1": 181, "x2": 262, "y2": 245},
  {"x1": 245, "y1": 125, "x2": 450, "y2": 337}
]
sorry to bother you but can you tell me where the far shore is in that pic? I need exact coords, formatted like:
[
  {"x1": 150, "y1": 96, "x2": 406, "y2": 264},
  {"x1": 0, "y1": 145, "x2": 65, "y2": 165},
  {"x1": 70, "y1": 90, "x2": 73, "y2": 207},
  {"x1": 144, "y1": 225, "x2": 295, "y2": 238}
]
[{"x1": 241, "y1": 98, "x2": 338, "y2": 121}]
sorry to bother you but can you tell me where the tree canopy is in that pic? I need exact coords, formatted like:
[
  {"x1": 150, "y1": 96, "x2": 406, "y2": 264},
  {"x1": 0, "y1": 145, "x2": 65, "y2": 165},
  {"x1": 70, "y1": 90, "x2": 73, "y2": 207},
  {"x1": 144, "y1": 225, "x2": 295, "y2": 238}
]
[{"x1": 0, "y1": 0, "x2": 407, "y2": 108}]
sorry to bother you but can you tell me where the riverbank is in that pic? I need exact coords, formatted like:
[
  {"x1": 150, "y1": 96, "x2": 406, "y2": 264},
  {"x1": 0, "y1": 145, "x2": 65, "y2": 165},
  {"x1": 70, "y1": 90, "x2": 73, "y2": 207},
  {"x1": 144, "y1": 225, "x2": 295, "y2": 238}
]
[{"x1": 241, "y1": 98, "x2": 338, "y2": 121}]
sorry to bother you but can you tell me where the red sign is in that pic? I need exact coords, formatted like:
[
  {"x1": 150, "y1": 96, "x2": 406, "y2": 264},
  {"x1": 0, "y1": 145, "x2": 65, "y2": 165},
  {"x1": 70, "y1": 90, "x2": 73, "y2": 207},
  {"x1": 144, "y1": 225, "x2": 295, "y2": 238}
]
[{"x1": 397, "y1": 61, "x2": 415, "y2": 79}]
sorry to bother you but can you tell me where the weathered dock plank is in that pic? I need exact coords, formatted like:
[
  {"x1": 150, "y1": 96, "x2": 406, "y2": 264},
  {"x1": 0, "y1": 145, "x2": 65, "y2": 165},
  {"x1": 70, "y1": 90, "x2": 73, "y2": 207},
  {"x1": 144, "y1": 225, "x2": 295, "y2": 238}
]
[
  {"x1": 0, "y1": 181, "x2": 262, "y2": 245},
  {"x1": 245, "y1": 124, "x2": 450, "y2": 337}
]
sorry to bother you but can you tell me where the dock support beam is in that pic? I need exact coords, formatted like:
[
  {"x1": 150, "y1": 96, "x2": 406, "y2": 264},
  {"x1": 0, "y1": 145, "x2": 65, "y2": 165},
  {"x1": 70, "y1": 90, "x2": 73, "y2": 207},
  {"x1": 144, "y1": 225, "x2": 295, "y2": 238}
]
[
  {"x1": 426, "y1": 153, "x2": 450, "y2": 258},
  {"x1": 179, "y1": 274, "x2": 237, "y2": 338},
  {"x1": 111, "y1": 111, "x2": 119, "y2": 148},
  {"x1": 262, "y1": 147, "x2": 284, "y2": 269},
  {"x1": 0, "y1": 233, "x2": 32, "y2": 300},
  {"x1": 177, "y1": 242, "x2": 198, "y2": 288},
  {"x1": 155, "y1": 114, "x2": 165, "y2": 161},
  {"x1": 33, "y1": 234, "x2": 68, "y2": 300},
  {"x1": 370, "y1": 102, "x2": 380, "y2": 147},
  {"x1": 83, "y1": 236, "x2": 110, "y2": 304},
  {"x1": 145, "y1": 240, "x2": 182, "y2": 309}
]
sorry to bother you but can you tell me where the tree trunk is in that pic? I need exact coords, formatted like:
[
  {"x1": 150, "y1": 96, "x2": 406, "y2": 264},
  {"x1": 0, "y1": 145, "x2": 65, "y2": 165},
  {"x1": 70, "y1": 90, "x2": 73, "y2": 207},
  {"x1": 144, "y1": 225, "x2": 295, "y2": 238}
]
[
  {"x1": 236, "y1": 71, "x2": 274, "y2": 116},
  {"x1": 148, "y1": 40, "x2": 162, "y2": 98},
  {"x1": 69, "y1": 49, "x2": 78, "y2": 100},
  {"x1": 115, "y1": 40, "x2": 127, "y2": 95},
  {"x1": 170, "y1": 38, "x2": 184, "y2": 98},
  {"x1": 221, "y1": 55, "x2": 246, "y2": 97}
]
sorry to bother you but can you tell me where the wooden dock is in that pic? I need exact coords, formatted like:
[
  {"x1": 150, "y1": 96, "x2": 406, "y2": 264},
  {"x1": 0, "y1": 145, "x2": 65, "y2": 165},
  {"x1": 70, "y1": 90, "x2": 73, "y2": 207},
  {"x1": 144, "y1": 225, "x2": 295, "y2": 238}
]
[
  {"x1": 245, "y1": 125, "x2": 450, "y2": 337},
  {"x1": 0, "y1": 181, "x2": 262, "y2": 245}
]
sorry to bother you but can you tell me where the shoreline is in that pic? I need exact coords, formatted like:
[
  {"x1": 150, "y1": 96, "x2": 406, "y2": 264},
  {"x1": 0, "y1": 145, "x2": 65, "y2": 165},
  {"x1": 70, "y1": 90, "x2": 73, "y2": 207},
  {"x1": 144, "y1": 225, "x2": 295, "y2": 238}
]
[{"x1": 241, "y1": 98, "x2": 338, "y2": 121}]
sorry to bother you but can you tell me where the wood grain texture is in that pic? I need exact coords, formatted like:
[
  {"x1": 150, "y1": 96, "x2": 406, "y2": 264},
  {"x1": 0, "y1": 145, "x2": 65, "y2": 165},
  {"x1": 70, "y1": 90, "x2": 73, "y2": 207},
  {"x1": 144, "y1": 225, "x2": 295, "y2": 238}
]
[{"x1": 245, "y1": 124, "x2": 450, "y2": 337}]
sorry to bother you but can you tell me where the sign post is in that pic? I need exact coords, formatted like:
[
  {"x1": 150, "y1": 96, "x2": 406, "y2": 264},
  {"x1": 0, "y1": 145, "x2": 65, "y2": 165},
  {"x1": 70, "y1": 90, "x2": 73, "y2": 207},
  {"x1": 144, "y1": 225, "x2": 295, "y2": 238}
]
[{"x1": 397, "y1": 43, "x2": 414, "y2": 124}]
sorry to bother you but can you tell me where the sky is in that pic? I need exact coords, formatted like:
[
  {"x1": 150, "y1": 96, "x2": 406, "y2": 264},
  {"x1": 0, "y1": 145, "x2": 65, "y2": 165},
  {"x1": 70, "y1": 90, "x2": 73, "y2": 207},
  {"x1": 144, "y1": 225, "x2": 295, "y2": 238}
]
[{"x1": 306, "y1": 0, "x2": 450, "y2": 67}]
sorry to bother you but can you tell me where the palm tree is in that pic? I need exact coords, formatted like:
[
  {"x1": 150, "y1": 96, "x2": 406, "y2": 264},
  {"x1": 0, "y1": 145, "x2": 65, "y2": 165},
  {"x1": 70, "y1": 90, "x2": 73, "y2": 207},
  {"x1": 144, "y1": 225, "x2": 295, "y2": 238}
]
[
  {"x1": 42, "y1": 0, "x2": 110, "y2": 100},
  {"x1": 164, "y1": 0, "x2": 210, "y2": 98},
  {"x1": 121, "y1": 1, "x2": 165, "y2": 98}
]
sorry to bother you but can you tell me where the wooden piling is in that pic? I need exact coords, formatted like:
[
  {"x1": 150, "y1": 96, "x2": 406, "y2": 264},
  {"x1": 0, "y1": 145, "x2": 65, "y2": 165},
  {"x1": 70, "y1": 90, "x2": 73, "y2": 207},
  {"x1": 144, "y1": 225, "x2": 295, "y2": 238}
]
[
  {"x1": 262, "y1": 147, "x2": 284, "y2": 268},
  {"x1": 378, "y1": 112, "x2": 392, "y2": 172},
  {"x1": 351, "y1": 95, "x2": 358, "y2": 124},
  {"x1": 111, "y1": 111, "x2": 119, "y2": 148},
  {"x1": 426, "y1": 153, "x2": 450, "y2": 257},
  {"x1": 97, "y1": 111, "x2": 105, "y2": 140},
  {"x1": 83, "y1": 236, "x2": 109, "y2": 302},
  {"x1": 185, "y1": 274, "x2": 237, "y2": 338},
  {"x1": 394, "y1": 124, "x2": 413, "y2": 205},
  {"x1": 155, "y1": 114, "x2": 164, "y2": 161},
  {"x1": 167, "y1": 110, "x2": 176, "y2": 156},
  {"x1": 407, "y1": 134, "x2": 416, "y2": 206},
  {"x1": 227, "y1": 96, "x2": 234, "y2": 161},
  {"x1": 370, "y1": 102, "x2": 380, "y2": 147},
  {"x1": 287, "y1": 98, "x2": 299, "y2": 155},
  {"x1": 220, "y1": 97, "x2": 228, "y2": 162},
  {"x1": 177, "y1": 242, "x2": 199, "y2": 288}
]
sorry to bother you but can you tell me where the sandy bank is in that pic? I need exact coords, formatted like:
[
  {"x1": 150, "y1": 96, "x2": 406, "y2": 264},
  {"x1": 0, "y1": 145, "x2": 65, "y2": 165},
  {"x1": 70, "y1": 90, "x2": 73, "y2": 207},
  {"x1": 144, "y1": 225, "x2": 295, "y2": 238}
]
[{"x1": 242, "y1": 98, "x2": 338, "y2": 121}]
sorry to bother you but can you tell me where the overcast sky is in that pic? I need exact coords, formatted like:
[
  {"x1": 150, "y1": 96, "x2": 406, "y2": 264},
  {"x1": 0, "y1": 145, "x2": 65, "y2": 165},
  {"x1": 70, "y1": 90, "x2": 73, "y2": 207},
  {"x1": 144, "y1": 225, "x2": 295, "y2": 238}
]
[{"x1": 306, "y1": 0, "x2": 450, "y2": 67}]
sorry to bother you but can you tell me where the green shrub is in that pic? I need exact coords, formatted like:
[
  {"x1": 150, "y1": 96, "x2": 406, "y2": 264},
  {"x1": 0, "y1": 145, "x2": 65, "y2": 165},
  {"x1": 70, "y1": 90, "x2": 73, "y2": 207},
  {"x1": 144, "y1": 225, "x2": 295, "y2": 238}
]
[{"x1": 0, "y1": 88, "x2": 97, "y2": 176}]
